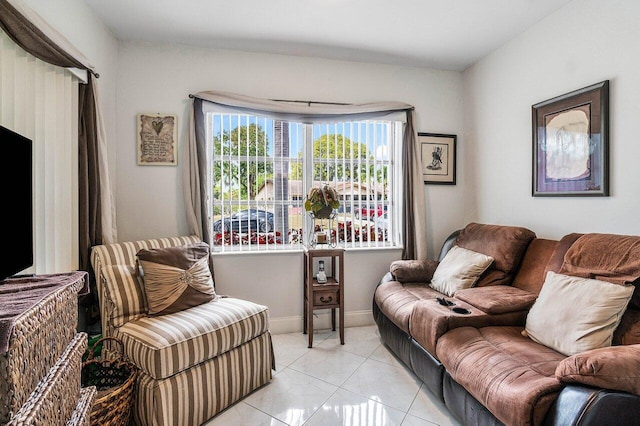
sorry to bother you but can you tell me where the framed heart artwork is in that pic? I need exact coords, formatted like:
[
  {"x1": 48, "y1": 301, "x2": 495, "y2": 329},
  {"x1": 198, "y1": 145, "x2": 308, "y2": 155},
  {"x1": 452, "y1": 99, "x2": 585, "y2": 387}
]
[{"x1": 137, "y1": 113, "x2": 178, "y2": 165}]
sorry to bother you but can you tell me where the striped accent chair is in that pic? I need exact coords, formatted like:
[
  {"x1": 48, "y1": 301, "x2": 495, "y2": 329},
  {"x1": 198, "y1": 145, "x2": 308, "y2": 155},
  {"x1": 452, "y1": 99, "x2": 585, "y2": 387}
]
[{"x1": 90, "y1": 236, "x2": 274, "y2": 426}]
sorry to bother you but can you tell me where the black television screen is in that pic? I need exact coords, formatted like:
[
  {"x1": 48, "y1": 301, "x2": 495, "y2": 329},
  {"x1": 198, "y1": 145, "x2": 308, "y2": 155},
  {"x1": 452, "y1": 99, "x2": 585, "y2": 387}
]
[{"x1": 0, "y1": 125, "x2": 33, "y2": 282}]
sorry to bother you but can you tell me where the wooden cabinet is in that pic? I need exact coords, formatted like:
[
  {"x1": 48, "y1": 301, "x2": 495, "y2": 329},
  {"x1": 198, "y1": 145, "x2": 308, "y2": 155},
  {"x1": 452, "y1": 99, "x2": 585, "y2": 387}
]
[{"x1": 303, "y1": 247, "x2": 344, "y2": 348}]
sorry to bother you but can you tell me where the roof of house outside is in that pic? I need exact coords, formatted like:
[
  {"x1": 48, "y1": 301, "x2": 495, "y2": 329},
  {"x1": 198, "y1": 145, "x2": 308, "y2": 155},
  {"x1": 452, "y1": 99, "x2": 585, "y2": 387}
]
[{"x1": 255, "y1": 179, "x2": 384, "y2": 199}]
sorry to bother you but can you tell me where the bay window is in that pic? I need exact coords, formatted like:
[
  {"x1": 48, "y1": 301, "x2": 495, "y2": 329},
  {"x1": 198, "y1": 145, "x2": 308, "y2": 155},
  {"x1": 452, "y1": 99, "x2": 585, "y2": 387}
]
[{"x1": 187, "y1": 91, "x2": 427, "y2": 260}]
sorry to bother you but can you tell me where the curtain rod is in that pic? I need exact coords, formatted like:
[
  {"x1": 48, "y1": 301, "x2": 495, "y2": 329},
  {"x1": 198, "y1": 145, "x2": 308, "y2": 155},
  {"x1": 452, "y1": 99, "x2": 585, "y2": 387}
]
[
  {"x1": 188, "y1": 94, "x2": 348, "y2": 106},
  {"x1": 270, "y1": 99, "x2": 350, "y2": 106}
]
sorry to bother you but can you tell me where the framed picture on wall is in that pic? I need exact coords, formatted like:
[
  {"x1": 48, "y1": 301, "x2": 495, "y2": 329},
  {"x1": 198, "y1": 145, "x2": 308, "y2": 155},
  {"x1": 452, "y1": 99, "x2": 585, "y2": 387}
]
[
  {"x1": 532, "y1": 80, "x2": 609, "y2": 196},
  {"x1": 137, "y1": 113, "x2": 178, "y2": 166},
  {"x1": 420, "y1": 132, "x2": 457, "y2": 184}
]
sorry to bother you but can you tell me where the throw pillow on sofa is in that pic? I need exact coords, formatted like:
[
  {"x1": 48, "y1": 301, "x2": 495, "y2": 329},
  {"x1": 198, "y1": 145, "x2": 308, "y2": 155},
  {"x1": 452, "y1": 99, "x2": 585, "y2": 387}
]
[
  {"x1": 136, "y1": 242, "x2": 217, "y2": 315},
  {"x1": 525, "y1": 271, "x2": 634, "y2": 356},
  {"x1": 555, "y1": 344, "x2": 640, "y2": 397},
  {"x1": 429, "y1": 245, "x2": 494, "y2": 297}
]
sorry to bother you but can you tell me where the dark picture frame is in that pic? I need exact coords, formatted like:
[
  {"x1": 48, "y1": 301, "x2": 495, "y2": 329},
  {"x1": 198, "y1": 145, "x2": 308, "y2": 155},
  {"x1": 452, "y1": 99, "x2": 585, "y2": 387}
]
[
  {"x1": 420, "y1": 132, "x2": 457, "y2": 185},
  {"x1": 532, "y1": 81, "x2": 609, "y2": 196}
]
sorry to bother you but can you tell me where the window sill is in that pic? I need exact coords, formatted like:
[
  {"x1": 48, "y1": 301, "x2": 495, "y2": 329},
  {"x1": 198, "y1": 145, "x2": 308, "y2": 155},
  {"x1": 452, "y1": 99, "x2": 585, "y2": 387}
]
[{"x1": 212, "y1": 243, "x2": 403, "y2": 255}]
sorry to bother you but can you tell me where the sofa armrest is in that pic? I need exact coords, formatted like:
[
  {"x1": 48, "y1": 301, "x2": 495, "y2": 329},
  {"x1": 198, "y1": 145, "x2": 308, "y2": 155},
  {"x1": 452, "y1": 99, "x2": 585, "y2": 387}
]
[
  {"x1": 454, "y1": 286, "x2": 538, "y2": 315},
  {"x1": 543, "y1": 384, "x2": 640, "y2": 426},
  {"x1": 555, "y1": 344, "x2": 640, "y2": 396},
  {"x1": 378, "y1": 271, "x2": 395, "y2": 288},
  {"x1": 390, "y1": 259, "x2": 439, "y2": 283}
]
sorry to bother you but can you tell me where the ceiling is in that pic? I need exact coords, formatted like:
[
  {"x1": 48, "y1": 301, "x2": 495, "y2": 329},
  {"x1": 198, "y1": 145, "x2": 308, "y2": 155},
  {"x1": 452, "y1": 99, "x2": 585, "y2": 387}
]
[{"x1": 84, "y1": 0, "x2": 573, "y2": 71}]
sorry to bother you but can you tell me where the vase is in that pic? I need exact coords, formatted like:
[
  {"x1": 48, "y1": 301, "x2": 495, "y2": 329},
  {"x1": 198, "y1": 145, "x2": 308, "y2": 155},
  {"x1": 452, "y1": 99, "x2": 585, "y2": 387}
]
[{"x1": 313, "y1": 205, "x2": 333, "y2": 219}]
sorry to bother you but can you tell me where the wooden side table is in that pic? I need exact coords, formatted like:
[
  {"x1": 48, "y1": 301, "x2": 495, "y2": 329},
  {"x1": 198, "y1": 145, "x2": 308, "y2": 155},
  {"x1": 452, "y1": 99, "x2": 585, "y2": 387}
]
[{"x1": 303, "y1": 247, "x2": 344, "y2": 348}]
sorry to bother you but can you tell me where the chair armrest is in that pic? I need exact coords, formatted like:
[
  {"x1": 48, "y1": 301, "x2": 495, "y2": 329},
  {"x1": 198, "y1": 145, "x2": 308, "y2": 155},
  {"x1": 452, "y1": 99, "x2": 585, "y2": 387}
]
[
  {"x1": 454, "y1": 286, "x2": 537, "y2": 315},
  {"x1": 390, "y1": 259, "x2": 439, "y2": 283},
  {"x1": 555, "y1": 344, "x2": 640, "y2": 396}
]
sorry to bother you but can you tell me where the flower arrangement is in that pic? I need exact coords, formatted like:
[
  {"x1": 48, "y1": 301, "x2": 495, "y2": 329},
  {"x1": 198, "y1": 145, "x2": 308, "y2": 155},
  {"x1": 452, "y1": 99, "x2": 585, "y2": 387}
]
[{"x1": 304, "y1": 184, "x2": 340, "y2": 219}]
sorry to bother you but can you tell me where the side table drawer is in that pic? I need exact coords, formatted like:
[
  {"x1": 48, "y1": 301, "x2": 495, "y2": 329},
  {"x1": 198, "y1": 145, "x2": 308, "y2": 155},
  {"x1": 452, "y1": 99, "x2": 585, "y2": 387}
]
[{"x1": 313, "y1": 290, "x2": 339, "y2": 306}]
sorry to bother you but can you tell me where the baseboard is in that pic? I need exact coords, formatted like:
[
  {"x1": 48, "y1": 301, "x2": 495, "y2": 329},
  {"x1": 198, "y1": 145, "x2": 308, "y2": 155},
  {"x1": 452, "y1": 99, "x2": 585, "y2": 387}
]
[{"x1": 269, "y1": 310, "x2": 374, "y2": 335}]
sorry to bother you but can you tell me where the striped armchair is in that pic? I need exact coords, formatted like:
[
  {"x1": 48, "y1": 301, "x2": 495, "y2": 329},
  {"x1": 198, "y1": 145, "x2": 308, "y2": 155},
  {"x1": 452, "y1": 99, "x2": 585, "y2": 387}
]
[{"x1": 90, "y1": 236, "x2": 274, "y2": 426}]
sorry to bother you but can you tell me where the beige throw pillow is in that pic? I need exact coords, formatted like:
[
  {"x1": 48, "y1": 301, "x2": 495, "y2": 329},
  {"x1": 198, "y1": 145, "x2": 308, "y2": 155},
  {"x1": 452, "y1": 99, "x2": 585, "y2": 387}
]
[
  {"x1": 525, "y1": 271, "x2": 634, "y2": 356},
  {"x1": 429, "y1": 245, "x2": 494, "y2": 297},
  {"x1": 137, "y1": 242, "x2": 216, "y2": 316}
]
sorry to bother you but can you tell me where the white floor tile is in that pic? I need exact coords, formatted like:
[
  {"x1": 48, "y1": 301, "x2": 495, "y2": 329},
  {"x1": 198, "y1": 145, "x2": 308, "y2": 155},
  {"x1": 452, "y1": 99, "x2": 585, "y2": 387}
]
[
  {"x1": 205, "y1": 327, "x2": 460, "y2": 426},
  {"x1": 289, "y1": 345, "x2": 366, "y2": 386},
  {"x1": 203, "y1": 401, "x2": 286, "y2": 425},
  {"x1": 304, "y1": 388, "x2": 407, "y2": 426},
  {"x1": 369, "y1": 344, "x2": 404, "y2": 368},
  {"x1": 401, "y1": 414, "x2": 439, "y2": 426},
  {"x1": 243, "y1": 368, "x2": 338, "y2": 426},
  {"x1": 341, "y1": 358, "x2": 422, "y2": 412},
  {"x1": 408, "y1": 384, "x2": 462, "y2": 426},
  {"x1": 317, "y1": 326, "x2": 382, "y2": 358},
  {"x1": 271, "y1": 332, "x2": 312, "y2": 367}
]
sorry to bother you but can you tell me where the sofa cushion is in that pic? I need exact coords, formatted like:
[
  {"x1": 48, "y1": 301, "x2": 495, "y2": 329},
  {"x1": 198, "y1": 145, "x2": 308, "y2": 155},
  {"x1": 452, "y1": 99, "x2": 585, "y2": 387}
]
[
  {"x1": 454, "y1": 286, "x2": 537, "y2": 315},
  {"x1": 390, "y1": 259, "x2": 439, "y2": 283},
  {"x1": 525, "y1": 272, "x2": 634, "y2": 356},
  {"x1": 136, "y1": 242, "x2": 216, "y2": 316},
  {"x1": 409, "y1": 298, "x2": 528, "y2": 357},
  {"x1": 100, "y1": 265, "x2": 147, "y2": 327},
  {"x1": 560, "y1": 233, "x2": 640, "y2": 309},
  {"x1": 430, "y1": 246, "x2": 494, "y2": 296},
  {"x1": 543, "y1": 233, "x2": 583, "y2": 277},
  {"x1": 556, "y1": 344, "x2": 640, "y2": 397},
  {"x1": 613, "y1": 309, "x2": 640, "y2": 345},
  {"x1": 374, "y1": 280, "x2": 441, "y2": 334},
  {"x1": 437, "y1": 326, "x2": 565, "y2": 426},
  {"x1": 511, "y1": 238, "x2": 559, "y2": 294},
  {"x1": 454, "y1": 223, "x2": 536, "y2": 287},
  {"x1": 116, "y1": 297, "x2": 269, "y2": 379}
]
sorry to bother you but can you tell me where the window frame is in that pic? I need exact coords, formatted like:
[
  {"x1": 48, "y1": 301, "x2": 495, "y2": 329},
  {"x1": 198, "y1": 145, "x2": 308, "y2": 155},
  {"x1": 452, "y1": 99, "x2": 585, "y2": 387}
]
[{"x1": 205, "y1": 111, "x2": 404, "y2": 253}]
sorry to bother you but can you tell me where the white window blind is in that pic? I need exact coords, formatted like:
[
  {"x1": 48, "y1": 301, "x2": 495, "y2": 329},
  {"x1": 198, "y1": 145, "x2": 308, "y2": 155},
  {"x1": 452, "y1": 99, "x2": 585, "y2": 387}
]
[
  {"x1": 0, "y1": 29, "x2": 80, "y2": 273},
  {"x1": 208, "y1": 111, "x2": 402, "y2": 252}
]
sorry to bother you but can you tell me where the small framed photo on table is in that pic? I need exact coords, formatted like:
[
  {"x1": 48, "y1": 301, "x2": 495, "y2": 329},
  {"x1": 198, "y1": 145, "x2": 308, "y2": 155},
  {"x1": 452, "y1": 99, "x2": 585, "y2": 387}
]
[
  {"x1": 420, "y1": 133, "x2": 457, "y2": 185},
  {"x1": 532, "y1": 81, "x2": 609, "y2": 196}
]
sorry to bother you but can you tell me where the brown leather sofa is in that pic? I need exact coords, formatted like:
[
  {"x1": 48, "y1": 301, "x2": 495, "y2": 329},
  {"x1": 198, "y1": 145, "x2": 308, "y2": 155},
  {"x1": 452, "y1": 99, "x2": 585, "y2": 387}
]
[{"x1": 373, "y1": 223, "x2": 640, "y2": 426}]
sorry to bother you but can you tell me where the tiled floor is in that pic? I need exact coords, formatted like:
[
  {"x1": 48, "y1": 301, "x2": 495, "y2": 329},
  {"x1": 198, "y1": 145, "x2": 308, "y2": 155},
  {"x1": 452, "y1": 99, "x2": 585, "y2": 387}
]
[{"x1": 205, "y1": 325, "x2": 461, "y2": 426}]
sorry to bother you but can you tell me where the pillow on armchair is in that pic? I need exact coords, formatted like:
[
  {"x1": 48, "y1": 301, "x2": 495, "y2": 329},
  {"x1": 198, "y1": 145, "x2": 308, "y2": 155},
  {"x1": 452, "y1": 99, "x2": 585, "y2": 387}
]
[{"x1": 136, "y1": 242, "x2": 217, "y2": 316}]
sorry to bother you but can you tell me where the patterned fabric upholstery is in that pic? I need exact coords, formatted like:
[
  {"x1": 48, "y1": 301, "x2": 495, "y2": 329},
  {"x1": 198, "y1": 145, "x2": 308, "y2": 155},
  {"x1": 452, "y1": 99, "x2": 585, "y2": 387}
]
[
  {"x1": 91, "y1": 235, "x2": 201, "y2": 337},
  {"x1": 134, "y1": 332, "x2": 273, "y2": 426},
  {"x1": 100, "y1": 265, "x2": 147, "y2": 327},
  {"x1": 89, "y1": 235, "x2": 274, "y2": 425},
  {"x1": 116, "y1": 297, "x2": 270, "y2": 379}
]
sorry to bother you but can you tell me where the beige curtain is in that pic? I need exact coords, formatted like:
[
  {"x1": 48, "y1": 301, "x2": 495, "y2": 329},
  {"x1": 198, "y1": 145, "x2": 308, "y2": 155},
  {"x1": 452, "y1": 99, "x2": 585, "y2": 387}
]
[
  {"x1": 185, "y1": 90, "x2": 427, "y2": 259},
  {"x1": 403, "y1": 110, "x2": 428, "y2": 260}
]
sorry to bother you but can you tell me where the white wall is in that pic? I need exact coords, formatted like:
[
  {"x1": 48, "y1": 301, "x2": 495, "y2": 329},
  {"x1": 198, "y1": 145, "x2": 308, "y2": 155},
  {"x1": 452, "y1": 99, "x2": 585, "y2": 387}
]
[
  {"x1": 116, "y1": 42, "x2": 465, "y2": 329},
  {"x1": 463, "y1": 0, "x2": 640, "y2": 238}
]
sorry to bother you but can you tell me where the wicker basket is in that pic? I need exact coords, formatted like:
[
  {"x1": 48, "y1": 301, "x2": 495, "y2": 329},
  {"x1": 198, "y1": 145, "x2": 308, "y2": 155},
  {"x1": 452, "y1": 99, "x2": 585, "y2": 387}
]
[
  {"x1": 8, "y1": 332, "x2": 87, "y2": 426},
  {"x1": 68, "y1": 386, "x2": 97, "y2": 426},
  {"x1": 1, "y1": 275, "x2": 85, "y2": 424},
  {"x1": 81, "y1": 337, "x2": 137, "y2": 426}
]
